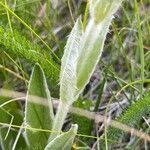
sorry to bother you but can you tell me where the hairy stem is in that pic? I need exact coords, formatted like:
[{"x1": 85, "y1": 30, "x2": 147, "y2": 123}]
[{"x1": 48, "y1": 102, "x2": 70, "y2": 142}]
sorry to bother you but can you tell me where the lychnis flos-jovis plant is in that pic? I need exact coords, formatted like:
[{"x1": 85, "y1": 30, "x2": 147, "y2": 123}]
[{"x1": 24, "y1": 0, "x2": 124, "y2": 150}]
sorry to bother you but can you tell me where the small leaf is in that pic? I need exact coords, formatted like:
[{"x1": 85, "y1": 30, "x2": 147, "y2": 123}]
[
  {"x1": 90, "y1": 0, "x2": 124, "y2": 24},
  {"x1": 25, "y1": 64, "x2": 54, "y2": 148},
  {"x1": 45, "y1": 124, "x2": 78, "y2": 150},
  {"x1": 60, "y1": 17, "x2": 83, "y2": 104}
]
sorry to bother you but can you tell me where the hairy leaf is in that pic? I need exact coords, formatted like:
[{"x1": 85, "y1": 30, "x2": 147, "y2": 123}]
[
  {"x1": 89, "y1": 0, "x2": 124, "y2": 24},
  {"x1": 45, "y1": 124, "x2": 78, "y2": 150},
  {"x1": 76, "y1": 0, "x2": 123, "y2": 95},
  {"x1": 25, "y1": 64, "x2": 54, "y2": 149},
  {"x1": 48, "y1": 18, "x2": 83, "y2": 142},
  {"x1": 76, "y1": 19, "x2": 112, "y2": 94},
  {"x1": 60, "y1": 18, "x2": 83, "y2": 103}
]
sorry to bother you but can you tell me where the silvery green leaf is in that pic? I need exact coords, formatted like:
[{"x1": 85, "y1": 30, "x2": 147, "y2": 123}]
[
  {"x1": 45, "y1": 124, "x2": 78, "y2": 150},
  {"x1": 76, "y1": 18, "x2": 111, "y2": 94},
  {"x1": 89, "y1": 0, "x2": 124, "y2": 24},
  {"x1": 25, "y1": 64, "x2": 54, "y2": 149},
  {"x1": 48, "y1": 19, "x2": 83, "y2": 141},
  {"x1": 76, "y1": 0, "x2": 123, "y2": 94},
  {"x1": 60, "y1": 17, "x2": 83, "y2": 103}
]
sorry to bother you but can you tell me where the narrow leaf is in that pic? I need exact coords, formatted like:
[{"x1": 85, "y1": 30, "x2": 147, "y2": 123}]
[
  {"x1": 76, "y1": 18, "x2": 112, "y2": 94},
  {"x1": 48, "y1": 18, "x2": 83, "y2": 142},
  {"x1": 76, "y1": 0, "x2": 123, "y2": 94},
  {"x1": 60, "y1": 17, "x2": 83, "y2": 103},
  {"x1": 45, "y1": 124, "x2": 78, "y2": 150},
  {"x1": 25, "y1": 64, "x2": 54, "y2": 148}
]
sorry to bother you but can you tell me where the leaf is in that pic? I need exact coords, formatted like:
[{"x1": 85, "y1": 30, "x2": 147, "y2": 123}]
[
  {"x1": 0, "y1": 26, "x2": 60, "y2": 93},
  {"x1": 25, "y1": 64, "x2": 54, "y2": 148},
  {"x1": 48, "y1": 18, "x2": 83, "y2": 141},
  {"x1": 89, "y1": 0, "x2": 124, "y2": 24},
  {"x1": 60, "y1": 17, "x2": 83, "y2": 104},
  {"x1": 45, "y1": 124, "x2": 78, "y2": 150},
  {"x1": 106, "y1": 91, "x2": 150, "y2": 144},
  {"x1": 76, "y1": 0, "x2": 123, "y2": 94},
  {"x1": 76, "y1": 19, "x2": 111, "y2": 94}
]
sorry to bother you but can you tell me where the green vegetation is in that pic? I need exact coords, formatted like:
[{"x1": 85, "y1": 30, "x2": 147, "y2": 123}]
[{"x1": 0, "y1": 0, "x2": 150, "y2": 149}]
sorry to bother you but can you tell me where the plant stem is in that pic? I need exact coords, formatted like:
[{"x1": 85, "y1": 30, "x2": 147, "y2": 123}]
[{"x1": 48, "y1": 102, "x2": 70, "y2": 142}]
